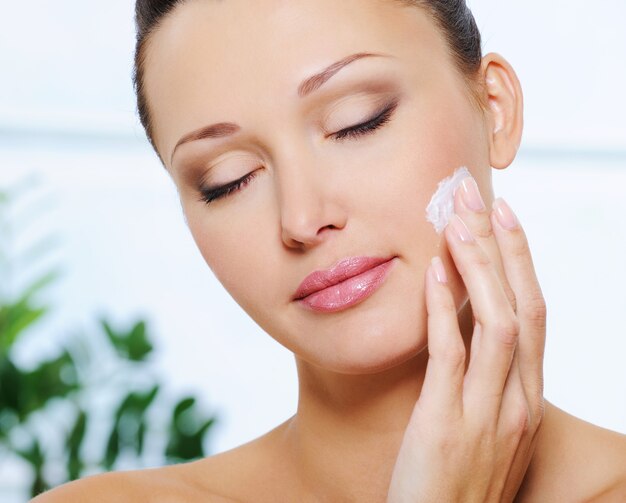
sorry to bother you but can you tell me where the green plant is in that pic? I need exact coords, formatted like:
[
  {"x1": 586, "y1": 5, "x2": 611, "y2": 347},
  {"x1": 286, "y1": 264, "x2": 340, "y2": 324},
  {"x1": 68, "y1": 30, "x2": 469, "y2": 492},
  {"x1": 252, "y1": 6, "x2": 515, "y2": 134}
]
[{"x1": 0, "y1": 180, "x2": 218, "y2": 500}]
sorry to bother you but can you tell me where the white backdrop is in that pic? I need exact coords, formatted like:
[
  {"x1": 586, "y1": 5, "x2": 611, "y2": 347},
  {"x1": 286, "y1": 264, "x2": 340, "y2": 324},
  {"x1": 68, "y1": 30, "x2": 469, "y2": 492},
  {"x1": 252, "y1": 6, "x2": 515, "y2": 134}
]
[{"x1": 1, "y1": 1, "x2": 625, "y2": 500}]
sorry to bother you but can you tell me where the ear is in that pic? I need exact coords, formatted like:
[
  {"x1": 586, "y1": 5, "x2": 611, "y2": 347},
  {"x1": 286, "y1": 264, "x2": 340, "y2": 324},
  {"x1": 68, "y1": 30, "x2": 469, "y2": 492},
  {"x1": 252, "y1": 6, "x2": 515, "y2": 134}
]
[{"x1": 480, "y1": 52, "x2": 524, "y2": 170}]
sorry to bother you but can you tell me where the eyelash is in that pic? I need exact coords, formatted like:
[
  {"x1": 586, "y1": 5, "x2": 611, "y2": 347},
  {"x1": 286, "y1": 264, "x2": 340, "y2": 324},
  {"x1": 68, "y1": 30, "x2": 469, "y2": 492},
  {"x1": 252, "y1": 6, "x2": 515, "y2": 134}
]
[
  {"x1": 331, "y1": 100, "x2": 397, "y2": 141},
  {"x1": 197, "y1": 100, "x2": 399, "y2": 206},
  {"x1": 196, "y1": 171, "x2": 259, "y2": 207}
]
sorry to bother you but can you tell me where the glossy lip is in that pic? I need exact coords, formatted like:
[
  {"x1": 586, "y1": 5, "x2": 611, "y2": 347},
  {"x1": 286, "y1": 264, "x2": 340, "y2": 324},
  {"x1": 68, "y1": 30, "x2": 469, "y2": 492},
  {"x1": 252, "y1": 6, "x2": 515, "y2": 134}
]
[
  {"x1": 293, "y1": 255, "x2": 397, "y2": 301},
  {"x1": 294, "y1": 257, "x2": 398, "y2": 313}
]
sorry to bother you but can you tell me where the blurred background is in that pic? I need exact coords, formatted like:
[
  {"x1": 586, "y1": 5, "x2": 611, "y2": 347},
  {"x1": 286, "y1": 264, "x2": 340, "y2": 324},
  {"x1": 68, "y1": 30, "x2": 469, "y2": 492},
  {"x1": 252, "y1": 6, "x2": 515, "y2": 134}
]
[{"x1": 1, "y1": 0, "x2": 625, "y2": 500}]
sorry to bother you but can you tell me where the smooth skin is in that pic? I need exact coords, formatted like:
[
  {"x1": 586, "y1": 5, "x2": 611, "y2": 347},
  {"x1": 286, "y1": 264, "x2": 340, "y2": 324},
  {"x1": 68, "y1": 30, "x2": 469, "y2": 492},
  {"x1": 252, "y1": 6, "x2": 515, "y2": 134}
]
[{"x1": 32, "y1": 0, "x2": 626, "y2": 501}]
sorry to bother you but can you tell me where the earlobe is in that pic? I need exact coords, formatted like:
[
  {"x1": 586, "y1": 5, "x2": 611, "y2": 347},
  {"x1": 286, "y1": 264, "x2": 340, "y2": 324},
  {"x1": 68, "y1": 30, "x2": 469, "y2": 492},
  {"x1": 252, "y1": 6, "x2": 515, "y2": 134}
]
[{"x1": 481, "y1": 53, "x2": 524, "y2": 170}]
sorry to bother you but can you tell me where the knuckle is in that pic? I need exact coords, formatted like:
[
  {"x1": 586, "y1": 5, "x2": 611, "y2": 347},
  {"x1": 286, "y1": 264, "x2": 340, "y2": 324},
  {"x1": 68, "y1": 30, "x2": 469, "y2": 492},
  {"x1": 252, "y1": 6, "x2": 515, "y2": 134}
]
[
  {"x1": 473, "y1": 220, "x2": 494, "y2": 240},
  {"x1": 538, "y1": 374, "x2": 545, "y2": 396},
  {"x1": 533, "y1": 395, "x2": 546, "y2": 426},
  {"x1": 457, "y1": 249, "x2": 491, "y2": 277},
  {"x1": 510, "y1": 232, "x2": 531, "y2": 259},
  {"x1": 438, "y1": 294, "x2": 458, "y2": 314},
  {"x1": 508, "y1": 400, "x2": 530, "y2": 437},
  {"x1": 521, "y1": 293, "x2": 547, "y2": 327},
  {"x1": 469, "y1": 412, "x2": 498, "y2": 438},
  {"x1": 434, "y1": 431, "x2": 461, "y2": 455},
  {"x1": 517, "y1": 405, "x2": 531, "y2": 436},
  {"x1": 492, "y1": 318, "x2": 520, "y2": 347},
  {"x1": 472, "y1": 249, "x2": 492, "y2": 268},
  {"x1": 504, "y1": 285, "x2": 518, "y2": 313},
  {"x1": 428, "y1": 288, "x2": 451, "y2": 313},
  {"x1": 433, "y1": 343, "x2": 466, "y2": 369},
  {"x1": 416, "y1": 415, "x2": 460, "y2": 450},
  {"x1": 430, "y1": 293, "x2": 457, "y2": 319},
  {"x1": 530, "y1": 374, "x2": 545, "y2": 404}
]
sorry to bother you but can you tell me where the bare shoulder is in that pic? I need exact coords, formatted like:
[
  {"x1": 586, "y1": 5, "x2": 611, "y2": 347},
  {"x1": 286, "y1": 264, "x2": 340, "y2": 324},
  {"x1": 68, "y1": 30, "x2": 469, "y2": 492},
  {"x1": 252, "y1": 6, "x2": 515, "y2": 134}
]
[
  {"x1": 575, "y1": 421, "x2": 626, "y2": 502},
  {"x1": 29, "y1": 469, "x2": 155, "y2": 503},
  {"x1": 518, "y1": 400, "x2": 626, "y2": 502},
  {"x1": 31, "y1": 421, "x2": 293, "y2": 503},
  {"x1": 29, "y1": 463, "x2": 239, "y2": 503}
]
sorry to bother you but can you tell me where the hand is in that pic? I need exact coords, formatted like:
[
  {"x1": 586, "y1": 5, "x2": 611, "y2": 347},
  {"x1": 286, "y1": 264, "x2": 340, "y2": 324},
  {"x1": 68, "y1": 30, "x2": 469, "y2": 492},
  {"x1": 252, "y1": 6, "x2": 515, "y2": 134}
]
[{"x1": 387, "y1": 174, "x2": 547, "y2": 502}]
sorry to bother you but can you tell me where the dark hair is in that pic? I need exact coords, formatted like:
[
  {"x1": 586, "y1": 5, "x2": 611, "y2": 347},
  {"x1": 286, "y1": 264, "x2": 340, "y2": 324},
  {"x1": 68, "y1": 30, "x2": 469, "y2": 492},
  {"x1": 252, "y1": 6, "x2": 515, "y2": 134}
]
[{"x1": 132, "y1": 0, "x2": 484, "y2": 165}]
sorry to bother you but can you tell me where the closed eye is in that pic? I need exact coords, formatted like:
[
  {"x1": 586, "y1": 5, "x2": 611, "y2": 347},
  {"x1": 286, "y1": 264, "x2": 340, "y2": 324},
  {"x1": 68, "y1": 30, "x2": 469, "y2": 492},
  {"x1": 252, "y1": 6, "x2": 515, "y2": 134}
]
[
  {"x1": 197, "y1": 170, "x2": 259, "y2": 206},
  {"x1": 197, "y1": 98, "x2": 400, "y2": 206},
  {"x1": 331, "y1": 98, "x2": 399, "y2": 141}
]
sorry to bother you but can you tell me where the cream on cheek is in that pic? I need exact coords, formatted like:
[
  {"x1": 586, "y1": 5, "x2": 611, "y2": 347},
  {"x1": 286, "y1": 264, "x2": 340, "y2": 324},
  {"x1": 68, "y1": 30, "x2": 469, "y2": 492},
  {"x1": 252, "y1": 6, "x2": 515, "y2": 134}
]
[
  {"x1": 425, "y1": 165, "x2": 472, "y2": 233},
  {"x1": 418, "y1": 90, "x2": 486, "y2": 234}
]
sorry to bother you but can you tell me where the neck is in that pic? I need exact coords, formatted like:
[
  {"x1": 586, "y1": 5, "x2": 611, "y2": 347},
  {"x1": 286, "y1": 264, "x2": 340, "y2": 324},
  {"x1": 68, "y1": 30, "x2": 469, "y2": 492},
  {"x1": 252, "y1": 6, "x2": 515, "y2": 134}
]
[{"x1": 283, "y1": 300, "x2": 475, "y2": 500}]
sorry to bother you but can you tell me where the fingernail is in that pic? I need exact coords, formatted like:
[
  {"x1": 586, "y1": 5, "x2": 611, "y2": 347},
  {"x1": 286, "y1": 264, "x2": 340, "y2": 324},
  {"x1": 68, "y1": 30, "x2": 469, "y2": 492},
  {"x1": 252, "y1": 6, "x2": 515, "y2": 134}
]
[
  {"x1": 493, "y1": 198, "x2": 519, "y2": 230},
  {"x1": 449, "y1": 214, "x2": 475, "y2": 243},
  {"x1": 430, "y1": 256, "x2": 448, "y2": 283},
  {"x1": 461, "y1": 176, "x2": 486, "y2": 213}
]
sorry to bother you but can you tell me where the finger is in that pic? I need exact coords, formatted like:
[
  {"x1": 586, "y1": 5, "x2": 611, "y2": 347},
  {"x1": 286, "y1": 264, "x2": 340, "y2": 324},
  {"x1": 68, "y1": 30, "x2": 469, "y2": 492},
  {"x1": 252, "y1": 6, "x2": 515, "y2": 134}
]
[
  {"x1": 496, "y1": 349, "x2": 541, "y2": 502},
  {"x1": 444, "y1": 214, "x2": 519, "y2": 418},
  {"x1": 454, "y1": 174, "x2": 517, "y2": 314},
  {"x1": 497, "y1": 348, "x2": 529, "y2": 444},
  {"x1": 501, "y1": 424, "x2": 540, "y2": 503},
  {"x1": 418, "y1": 256, "x2": 464, "y2": 420},
  {"x1": 466, "y1": 303, "x2": 482, "y2": 369},
  {"x1": 490, "y1": 198, "x2": 547, "y2": 402}
]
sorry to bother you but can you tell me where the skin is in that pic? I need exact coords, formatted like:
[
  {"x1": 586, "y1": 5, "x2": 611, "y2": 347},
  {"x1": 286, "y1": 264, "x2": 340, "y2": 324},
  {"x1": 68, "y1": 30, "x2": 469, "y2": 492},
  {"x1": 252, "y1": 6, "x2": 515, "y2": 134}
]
[{"x1": 32, "y1": 0, "x2": 626, "y2": 501}]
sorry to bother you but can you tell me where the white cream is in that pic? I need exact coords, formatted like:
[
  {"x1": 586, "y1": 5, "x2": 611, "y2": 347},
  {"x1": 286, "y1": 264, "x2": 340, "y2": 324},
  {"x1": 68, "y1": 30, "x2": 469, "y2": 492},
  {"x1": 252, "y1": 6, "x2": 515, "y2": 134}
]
[{"x1": 425, "y1": 166, "x2": 471, "y2": 234}]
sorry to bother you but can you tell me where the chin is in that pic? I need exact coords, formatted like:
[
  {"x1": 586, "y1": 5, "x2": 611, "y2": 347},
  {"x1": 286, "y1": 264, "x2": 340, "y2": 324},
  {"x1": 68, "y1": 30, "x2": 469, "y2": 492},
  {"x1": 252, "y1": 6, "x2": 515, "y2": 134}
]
[{"x1": 291, "y1": 294, "x2": 430, "y2": 375}]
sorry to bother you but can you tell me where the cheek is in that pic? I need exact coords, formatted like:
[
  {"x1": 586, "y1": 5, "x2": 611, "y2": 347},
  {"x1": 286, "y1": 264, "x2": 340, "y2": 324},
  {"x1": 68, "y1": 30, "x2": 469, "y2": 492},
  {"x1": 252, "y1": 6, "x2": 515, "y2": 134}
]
[
  {"x1": 184, "y1": 200, "x2": 277, "y2": 316},
  {"x1": 360, "y1": 89, "x2": 485, "y2": 232},
  {"x1": 379, "y1": 96, "x2": 484, "y2": 302}
]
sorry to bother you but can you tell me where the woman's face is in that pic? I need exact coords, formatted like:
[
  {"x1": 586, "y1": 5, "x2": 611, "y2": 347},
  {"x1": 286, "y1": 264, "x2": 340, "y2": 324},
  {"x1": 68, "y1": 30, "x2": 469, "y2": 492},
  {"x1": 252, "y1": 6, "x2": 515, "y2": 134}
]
[{"x1": 145, "y1": 0, "x2": 495, "y2": 373}]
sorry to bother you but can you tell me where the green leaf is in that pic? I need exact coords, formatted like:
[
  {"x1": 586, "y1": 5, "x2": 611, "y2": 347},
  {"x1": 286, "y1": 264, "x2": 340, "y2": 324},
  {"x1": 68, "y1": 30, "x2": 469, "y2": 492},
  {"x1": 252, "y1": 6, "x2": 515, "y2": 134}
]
[
  {"x1": 0, "y1": 356, "x2": 22, "y2": 413},
  {"x1": 106, "y1": 385, "x2": 160, "y2": 464},
  {"x1": 173, "y1": 397, "x2": 195, "y2": 423},
  {"x1": 21, "y1": 349, "x2": 80, "y2": 419},
  {"x1": 104, "y1": 426, "x2": 120, "y2": 471},
  {"x1": 101, "y1": 318, "x2": 153, "y2": 362},
  {"x1": 15, "y1": 437, "x2": 45, "y2": 469},
  {"x1": 0, "y1": 408, "x2": 19, "y2": 439},
  {"x1": 165, "y1": 397, "x2": 217, "y2": 462},
  {"x1": 138, "y1": 384, "x2": 160, "y2": 413},
  {"x1": 136, "y1": 420, "x2": 146, "y2": 457},
  {"x1": 0, "y1": 304, "x2": 49, "y2": 352},
  {"x1": 114, "y1": 385, "x2": 159, "y2": 421},
  {"x1": 30, "y1": 470, "x2": 50, "y2": 499},
  {"x1": 100, "y1": 317, "x2": 117, "y2": 342},
  {"x1": 0, "y1": 267, "x2": 61, "y2": 351},
  {"x1": 66, "y1": 409, "x2": 87, "y2": 480},
  {"x1": 17, "y1": 438, "x2": 51, "y2": 498},
  {"x1": 165, "y1": 417, "x2": 216, "y2": 461}
]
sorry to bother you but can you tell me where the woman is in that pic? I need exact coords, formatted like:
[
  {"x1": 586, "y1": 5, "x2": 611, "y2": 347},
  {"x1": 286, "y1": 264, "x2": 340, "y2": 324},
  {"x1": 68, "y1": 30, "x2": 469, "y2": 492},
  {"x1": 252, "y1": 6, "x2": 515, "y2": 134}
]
[{"x1": 34, "y1": 0, "x2": 626, "y2": 501}]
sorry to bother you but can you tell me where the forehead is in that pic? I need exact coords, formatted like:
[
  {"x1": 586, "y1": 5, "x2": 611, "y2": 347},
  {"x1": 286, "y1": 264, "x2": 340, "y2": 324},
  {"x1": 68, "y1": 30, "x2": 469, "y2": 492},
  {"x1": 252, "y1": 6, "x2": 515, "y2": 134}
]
[{"x1": 143, "y1": 0, "x2": 450, "y2": 159}]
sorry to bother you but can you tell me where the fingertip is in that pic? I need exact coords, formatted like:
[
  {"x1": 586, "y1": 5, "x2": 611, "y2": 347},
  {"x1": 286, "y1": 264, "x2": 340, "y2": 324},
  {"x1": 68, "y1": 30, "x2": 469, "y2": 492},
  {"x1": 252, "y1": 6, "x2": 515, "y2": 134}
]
[
  {"x1": 426, "y1": 256, "x2": 452, "y2": 315},
  {"x1": 493, "y1": 198, "x2": 520, "y2": 231},
  {"x1": 490, "y1": 210, "x2": 504, "y2": 234},
  {"x1": 430, "y1": 256, "x2": 448, "y2": 284}
]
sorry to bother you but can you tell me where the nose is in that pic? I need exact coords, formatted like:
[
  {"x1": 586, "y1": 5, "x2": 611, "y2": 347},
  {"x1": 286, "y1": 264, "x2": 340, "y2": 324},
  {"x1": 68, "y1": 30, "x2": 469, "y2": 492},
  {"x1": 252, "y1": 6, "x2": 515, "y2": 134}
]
[{"x1": 277, "y1": 157, "x2": 347, "y2": 250}]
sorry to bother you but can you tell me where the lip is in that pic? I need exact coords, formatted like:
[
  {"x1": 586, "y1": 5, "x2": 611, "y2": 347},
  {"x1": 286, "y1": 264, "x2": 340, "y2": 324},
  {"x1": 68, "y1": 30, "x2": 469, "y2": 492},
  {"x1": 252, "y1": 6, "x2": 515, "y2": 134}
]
[{"x1": 293, "y1": 255, "x2": 398, "y2": 313}]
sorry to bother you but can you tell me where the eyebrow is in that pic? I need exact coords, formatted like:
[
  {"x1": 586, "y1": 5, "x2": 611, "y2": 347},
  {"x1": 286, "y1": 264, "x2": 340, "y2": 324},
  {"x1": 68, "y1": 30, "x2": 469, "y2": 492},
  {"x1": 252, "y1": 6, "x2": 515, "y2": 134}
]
[{"x1": 169, "y1": 52, "x2": 391, "y2": 165}]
